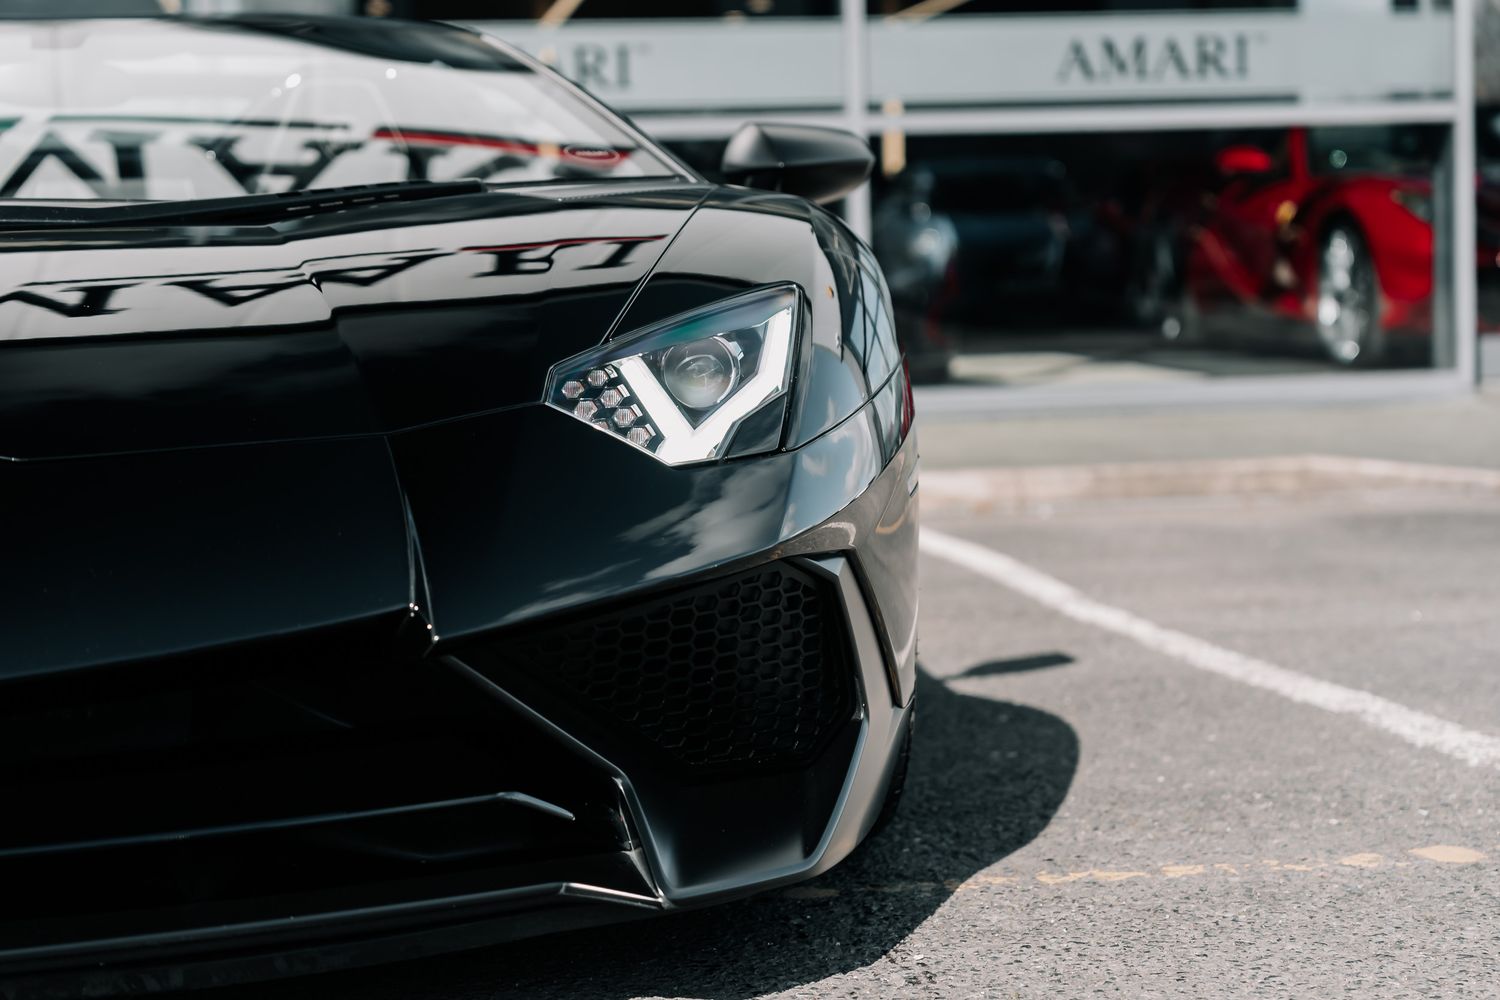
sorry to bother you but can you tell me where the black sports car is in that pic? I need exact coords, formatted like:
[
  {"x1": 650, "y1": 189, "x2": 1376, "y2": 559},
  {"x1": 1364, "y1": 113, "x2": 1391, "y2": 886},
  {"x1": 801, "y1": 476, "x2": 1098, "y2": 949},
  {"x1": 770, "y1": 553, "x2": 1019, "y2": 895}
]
[{"x1": 0, "y1": 15, "x2": 918, "y2": 996}]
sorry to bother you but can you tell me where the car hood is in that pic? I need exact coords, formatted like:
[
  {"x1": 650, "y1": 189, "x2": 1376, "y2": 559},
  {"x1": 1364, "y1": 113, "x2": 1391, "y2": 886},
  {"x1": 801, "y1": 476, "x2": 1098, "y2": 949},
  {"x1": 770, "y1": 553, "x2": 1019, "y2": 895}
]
[{"x1": 0, "y1": 181, "x2": 708, "y2": 460}]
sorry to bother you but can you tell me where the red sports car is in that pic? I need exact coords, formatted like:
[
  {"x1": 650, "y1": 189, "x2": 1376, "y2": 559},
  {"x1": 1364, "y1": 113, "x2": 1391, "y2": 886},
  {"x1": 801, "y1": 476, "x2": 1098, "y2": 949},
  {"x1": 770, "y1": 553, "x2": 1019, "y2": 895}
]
[{"x1": 1166, "y1": 126, "x2": 1497, "y2": 366}]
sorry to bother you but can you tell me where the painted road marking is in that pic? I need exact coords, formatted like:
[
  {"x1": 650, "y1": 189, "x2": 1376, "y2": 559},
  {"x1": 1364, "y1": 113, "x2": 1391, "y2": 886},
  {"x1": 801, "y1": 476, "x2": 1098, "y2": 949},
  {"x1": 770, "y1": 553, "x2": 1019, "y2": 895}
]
[
  {"x1": 920, "y1": 527, "x2": 1500, "y2": 769},
  {"x1": 1409, "y1": 845, "x2": 1487, "y2": 864},
  {"x1": 1339, "y1": 852, "x2": 1384, "y2": 868},
  {"x1": 780, "y1": 845, "x2": 1489, "y2": 899}
]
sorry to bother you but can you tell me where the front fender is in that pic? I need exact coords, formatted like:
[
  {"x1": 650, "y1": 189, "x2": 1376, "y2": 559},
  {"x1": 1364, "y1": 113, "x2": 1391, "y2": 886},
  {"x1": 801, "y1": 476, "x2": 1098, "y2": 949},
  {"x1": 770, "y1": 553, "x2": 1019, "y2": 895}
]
[{"x1": 609, "y1": 186, "x2": 904, "y2": 452}]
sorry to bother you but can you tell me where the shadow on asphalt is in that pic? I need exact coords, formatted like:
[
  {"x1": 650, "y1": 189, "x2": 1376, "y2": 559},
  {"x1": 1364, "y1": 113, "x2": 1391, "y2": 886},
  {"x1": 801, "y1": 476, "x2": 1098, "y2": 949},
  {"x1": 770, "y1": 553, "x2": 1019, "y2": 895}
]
[
  {"x1": 957, "y1": 651, "x2": 1075, "y2": 677},
  {"x1": 222, "y1": 667, "x2": 1078, "y2": 999}
]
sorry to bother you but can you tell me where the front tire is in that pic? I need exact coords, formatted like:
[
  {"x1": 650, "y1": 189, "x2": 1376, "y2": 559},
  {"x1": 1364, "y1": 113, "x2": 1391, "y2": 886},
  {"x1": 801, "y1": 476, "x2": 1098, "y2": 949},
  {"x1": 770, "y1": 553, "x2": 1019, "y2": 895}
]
[
  {"x1": 1159, "y1": 287, "x2": 1204, "y2": 347},
  {"x1": 1316, "y1": 224, "x2": 1385, "y2": 366},
  {"x1": 1129, "y1": 228, "x2": 1178, "y2": 328}
]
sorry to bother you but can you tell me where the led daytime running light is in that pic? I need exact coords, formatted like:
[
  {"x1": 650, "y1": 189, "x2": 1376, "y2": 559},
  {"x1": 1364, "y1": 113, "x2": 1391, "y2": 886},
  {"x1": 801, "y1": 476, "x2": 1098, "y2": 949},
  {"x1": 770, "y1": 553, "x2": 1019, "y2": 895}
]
[{"x1": 544, "y1": 286, "x2": 800, "y2": 466}]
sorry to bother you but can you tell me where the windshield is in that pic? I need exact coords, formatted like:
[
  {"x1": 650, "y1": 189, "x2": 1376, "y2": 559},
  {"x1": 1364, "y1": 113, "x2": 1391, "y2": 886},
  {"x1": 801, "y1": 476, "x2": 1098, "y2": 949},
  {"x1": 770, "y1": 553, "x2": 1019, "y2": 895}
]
[
  {"x1": 1308, "y1": 125, "x2": 1444, "y2": 179},
  {"x1": 0, "y1": 17, "x2": 677, "y2": 203}
]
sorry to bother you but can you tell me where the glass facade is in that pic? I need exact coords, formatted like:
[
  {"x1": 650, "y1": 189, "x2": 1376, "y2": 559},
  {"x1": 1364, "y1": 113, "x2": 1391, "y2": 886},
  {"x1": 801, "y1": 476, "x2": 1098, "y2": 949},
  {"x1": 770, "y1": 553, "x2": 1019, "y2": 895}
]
[
  {"x1": 873, "y1": 126, "x2": 1451, "y2": 384},
  {"x1": 169, "y1": 0, "x2": 1480, "y2": 390}
]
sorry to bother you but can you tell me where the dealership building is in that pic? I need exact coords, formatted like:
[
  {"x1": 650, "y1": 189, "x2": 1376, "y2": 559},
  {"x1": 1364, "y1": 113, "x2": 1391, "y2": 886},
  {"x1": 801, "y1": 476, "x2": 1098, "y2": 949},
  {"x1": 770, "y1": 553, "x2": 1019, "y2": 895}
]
[{"x1": 166, "y1": 1, "x2": 1496, "y2": 405}]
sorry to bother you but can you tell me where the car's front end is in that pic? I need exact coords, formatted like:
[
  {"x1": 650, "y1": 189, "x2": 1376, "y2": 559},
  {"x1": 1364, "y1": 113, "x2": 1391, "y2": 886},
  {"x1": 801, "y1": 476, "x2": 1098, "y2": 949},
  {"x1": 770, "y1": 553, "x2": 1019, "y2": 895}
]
[{"x1": 0, "y1": 15, "x2": 916, "y2": 996}]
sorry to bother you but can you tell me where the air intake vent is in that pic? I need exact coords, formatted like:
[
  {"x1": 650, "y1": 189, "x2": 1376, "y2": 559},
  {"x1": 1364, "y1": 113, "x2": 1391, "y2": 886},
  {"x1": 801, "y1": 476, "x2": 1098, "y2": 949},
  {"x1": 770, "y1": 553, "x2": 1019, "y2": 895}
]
[{"x1": 488, "y1": 562, "x2": 856, "y2": 772}]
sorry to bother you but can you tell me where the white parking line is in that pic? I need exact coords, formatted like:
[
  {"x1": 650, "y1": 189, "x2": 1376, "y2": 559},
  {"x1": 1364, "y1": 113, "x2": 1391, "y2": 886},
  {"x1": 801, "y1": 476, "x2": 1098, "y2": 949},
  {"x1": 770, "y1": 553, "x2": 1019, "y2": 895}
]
[{"x1": 921, "y1": 527, "x2": 1500, "y2": 770}]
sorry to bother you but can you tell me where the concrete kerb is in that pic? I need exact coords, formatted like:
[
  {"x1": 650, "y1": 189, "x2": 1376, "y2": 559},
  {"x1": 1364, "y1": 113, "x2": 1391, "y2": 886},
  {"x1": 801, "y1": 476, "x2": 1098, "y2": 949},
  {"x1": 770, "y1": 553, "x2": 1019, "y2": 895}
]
[{"x1": 921, "y1": 454, "x2": 1500, "y2": 513}]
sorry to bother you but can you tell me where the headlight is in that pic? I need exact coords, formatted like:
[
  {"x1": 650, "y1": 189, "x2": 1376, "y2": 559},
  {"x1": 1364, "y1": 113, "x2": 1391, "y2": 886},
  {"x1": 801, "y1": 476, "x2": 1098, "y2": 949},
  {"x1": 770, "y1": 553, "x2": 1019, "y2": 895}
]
[
  {"x1": 544, "y1": 285, "x2": 801, "y2": 466},
  {"x1": 1391, "y1": 188, "x2": 1432, "y2": 222},
  {"x1": 907, "y1": 217, "x2": 954, "y2": 275}
]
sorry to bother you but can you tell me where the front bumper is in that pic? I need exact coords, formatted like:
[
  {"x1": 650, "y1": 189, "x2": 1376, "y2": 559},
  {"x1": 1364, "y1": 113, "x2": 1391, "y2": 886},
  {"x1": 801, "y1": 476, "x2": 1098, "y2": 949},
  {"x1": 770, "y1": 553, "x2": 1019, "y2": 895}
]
[{"x1": 0, "y1": 403, "x2": 917, "y2": 996}]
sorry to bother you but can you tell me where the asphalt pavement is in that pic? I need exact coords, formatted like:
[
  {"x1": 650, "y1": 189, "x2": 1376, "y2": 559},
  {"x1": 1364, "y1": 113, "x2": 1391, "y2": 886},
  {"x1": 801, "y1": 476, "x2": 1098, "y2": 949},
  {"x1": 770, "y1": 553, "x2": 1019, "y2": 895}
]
[
  {"x1": 212, "y1": 406, "x2": 1500, "y2": 1000},
  {"x1": 916, "y1": 389, "x2": 1500, "y2": 471}
]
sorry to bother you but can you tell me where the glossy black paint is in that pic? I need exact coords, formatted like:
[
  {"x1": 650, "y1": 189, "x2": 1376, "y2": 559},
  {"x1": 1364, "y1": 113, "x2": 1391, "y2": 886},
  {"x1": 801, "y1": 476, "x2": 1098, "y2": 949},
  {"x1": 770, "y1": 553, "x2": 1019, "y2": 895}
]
[
  {"x1": 0, "y1": 15, "x2": 918, "y2": 995},
  {"x1": 4, "y1": 438, "x2": 410, "y2": 678},
  {"x1": 721, "y1": 122, "x2": 876, "y2": 206},
  {"x1": 0, "y1": 184, "x2": 702, "y2": 458}
]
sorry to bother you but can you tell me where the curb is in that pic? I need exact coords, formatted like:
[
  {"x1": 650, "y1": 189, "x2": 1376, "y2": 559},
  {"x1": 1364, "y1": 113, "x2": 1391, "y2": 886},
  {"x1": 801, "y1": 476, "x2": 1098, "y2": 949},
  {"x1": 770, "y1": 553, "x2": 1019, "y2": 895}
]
[{"x1": 921, "y1": 454, "x2": 1500, "y2": 512}]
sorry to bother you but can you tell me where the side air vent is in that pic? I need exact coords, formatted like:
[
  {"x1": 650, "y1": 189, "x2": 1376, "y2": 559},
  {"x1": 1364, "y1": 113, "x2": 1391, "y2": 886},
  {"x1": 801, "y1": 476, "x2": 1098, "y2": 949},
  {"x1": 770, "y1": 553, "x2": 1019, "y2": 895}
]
[{"x1": 473, "y1": 562, "x2": 857, "y2": 772}]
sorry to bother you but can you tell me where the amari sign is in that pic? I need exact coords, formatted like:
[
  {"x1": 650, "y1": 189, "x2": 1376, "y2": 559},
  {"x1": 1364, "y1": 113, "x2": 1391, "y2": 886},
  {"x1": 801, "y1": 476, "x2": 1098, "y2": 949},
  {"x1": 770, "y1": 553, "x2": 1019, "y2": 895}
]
[
  {"x1": 1055, "y1": 32, "x2": 1261, "y2": 84},
  {"x1": 871, "y1": 8, "x2": 1450, "y2": 108},
  {"x1": 480, "y1": 5, "x2": 1453, "y2": 115}
]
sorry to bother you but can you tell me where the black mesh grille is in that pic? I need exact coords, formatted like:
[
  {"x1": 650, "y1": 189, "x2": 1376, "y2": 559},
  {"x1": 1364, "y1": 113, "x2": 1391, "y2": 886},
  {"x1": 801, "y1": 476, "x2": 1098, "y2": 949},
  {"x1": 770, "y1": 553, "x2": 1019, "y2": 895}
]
[
  {"x1": 497, "y1": 563, "x2": 855, "y2": 772},
  {"x1": 0, "y1": 622, "x2": 632, "y2": 930}
]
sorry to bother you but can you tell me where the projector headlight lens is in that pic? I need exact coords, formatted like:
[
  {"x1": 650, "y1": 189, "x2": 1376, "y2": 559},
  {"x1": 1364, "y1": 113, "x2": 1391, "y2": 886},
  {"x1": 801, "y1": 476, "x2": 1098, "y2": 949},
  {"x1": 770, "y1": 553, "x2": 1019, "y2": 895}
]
[
  {"x1": 544, "y1": 285, "x2": 800, "y2": 466},
  {"x1": 662, "y1": 337, "x2": 741, "y2": 410}
]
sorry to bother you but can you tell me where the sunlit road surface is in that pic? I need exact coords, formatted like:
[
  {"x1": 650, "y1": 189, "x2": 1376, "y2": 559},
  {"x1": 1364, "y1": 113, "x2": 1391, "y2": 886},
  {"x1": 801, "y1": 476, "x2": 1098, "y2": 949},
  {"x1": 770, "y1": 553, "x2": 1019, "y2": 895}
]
[{"x1": 221, "y1": 460, "x2": 1499, "y2": 1000}]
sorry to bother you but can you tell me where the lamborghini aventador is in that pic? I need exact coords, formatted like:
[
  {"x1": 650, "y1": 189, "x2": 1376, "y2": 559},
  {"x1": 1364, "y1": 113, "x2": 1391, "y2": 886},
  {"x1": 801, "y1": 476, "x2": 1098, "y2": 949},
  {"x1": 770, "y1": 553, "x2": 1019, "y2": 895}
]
[{"x1": 0, "y1": 14, "x2": 918, "y2": 995}]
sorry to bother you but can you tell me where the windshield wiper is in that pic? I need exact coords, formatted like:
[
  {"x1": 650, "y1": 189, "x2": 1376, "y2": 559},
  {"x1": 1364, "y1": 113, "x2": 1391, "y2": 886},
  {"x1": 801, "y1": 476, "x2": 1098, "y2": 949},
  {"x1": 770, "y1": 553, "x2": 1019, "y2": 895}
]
[{"x1": 0, "y1": 179, "x2": 488, "y2": 229}]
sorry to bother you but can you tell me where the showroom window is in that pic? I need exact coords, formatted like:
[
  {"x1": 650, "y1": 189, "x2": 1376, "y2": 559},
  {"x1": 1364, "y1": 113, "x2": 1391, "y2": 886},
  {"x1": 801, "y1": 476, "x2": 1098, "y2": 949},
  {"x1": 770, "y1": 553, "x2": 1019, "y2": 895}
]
[
  {"x1": 873, "y1": 126, "x2": 1452, "y2": 382},
  {"x1": 172, "y1": 0, "x2": 1479, "y2": 393}
]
